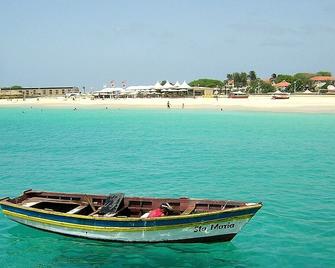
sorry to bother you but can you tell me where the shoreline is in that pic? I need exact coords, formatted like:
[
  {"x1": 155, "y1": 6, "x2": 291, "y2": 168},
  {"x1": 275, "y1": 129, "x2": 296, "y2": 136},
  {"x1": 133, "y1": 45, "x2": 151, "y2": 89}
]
[{"x1": 1, "y1": 96, "x2": 335, "y2": 113}]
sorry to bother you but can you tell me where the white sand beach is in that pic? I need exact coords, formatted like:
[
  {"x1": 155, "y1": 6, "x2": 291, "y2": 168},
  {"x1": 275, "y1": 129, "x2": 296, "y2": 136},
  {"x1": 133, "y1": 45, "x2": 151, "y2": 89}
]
[{"x1": 1, "y1": 95, "x2": 335, "y2": 113}]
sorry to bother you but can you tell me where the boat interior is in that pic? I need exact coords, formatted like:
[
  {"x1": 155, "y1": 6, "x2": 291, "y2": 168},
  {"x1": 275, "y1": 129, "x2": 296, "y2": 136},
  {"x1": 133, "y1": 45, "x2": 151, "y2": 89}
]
[{"x1": 4, "y1": 189, "x2": 251, "y2": 218}]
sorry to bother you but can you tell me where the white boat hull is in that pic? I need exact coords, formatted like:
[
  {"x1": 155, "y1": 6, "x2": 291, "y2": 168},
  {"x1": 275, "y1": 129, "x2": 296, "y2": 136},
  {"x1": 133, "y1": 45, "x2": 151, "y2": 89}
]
[{"x1": 6, "y1": 212, "x2": 252, "y2": 242}]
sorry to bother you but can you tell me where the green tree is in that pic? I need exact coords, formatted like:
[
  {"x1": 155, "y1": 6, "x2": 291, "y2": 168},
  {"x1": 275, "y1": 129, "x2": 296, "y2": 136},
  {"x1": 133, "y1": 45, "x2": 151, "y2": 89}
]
[
  {"x1": 11, "y1": 85, "x2": 22, "y2": 89},
  {"x1": 232, "y1": 73, "x2": 240, "y2": 86},
  {"x1": 248, "y1": 71, "x2": 257, "y2": 81},
  {"x1": 275, "y1": 74, "x2": 294, "y2": 84},
  {"x1": 261, "y1": 81, "x2": 276, "y2": 93},
  {"x1": 294, "y1": 73, "x2": 314, "y2": 79},
  {"x1": 232, "y1": 72, "x2": 248, "y2": 87},
  {"x1": 248, "y1": 79, "x2": 275, "y2": 93},
  {"x1": 248, "y1": 80, "x2": 259, "y2": 93},
  {"x1": 316, "y1": 71, "x2": 332, "y2": 76},
  {"x1": 241, "y1": 72, "x2": 248, "y2": 86},
  {"x1": 321, "y1": 82, "x2": 332, "y2": 89},
  {"x1": 189, "y1": 79, "x2": 224, "y2": 88},
  {"x1": 289, "y1": 73, "x2": 314, "y2": 92}
]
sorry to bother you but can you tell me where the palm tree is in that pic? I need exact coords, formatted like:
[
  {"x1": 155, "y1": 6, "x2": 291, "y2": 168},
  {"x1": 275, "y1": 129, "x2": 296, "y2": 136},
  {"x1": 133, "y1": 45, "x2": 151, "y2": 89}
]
[{"x1": 248, "y1": 71, "x2": 257, "y2": 81}]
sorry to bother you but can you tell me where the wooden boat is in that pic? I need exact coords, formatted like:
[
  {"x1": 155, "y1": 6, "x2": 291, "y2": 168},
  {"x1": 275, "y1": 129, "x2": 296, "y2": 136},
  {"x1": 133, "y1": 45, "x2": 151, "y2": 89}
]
[
  {"x1": 228, "y1": 91, "x2": 249, "y2": 98},
  {"x1": 272, "y1": 91, "x2": 290, "y2": 99},
  {"x1": 0, "y1": 189, "x2": 262, "y2": 243}
]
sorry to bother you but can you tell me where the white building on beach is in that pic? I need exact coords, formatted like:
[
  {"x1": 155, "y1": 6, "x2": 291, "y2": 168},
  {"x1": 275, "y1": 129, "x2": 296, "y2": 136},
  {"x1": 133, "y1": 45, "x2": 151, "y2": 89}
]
[{"x1": 93, "y1": 81, "x2": 193, "y2": 98}]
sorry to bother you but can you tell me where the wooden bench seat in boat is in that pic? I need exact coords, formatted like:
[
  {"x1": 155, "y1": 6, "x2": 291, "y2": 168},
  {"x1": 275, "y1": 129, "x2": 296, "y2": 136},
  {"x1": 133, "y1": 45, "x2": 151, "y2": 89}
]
[
  {"x1": 66, "y1": 205, "x2": 88, "y2": 214},
  {"x1": 22, "y1": 201, "x2": 41, "y2": 207},
  {"x1": 21, "y1": 197, "x2": 90, "y2": 214},
  {"x1": 21, "y1": 197, "x2": 82, "y2": 206},
  {"x1": 181, "y1": 205, "x2": 196, "y2": 215}
]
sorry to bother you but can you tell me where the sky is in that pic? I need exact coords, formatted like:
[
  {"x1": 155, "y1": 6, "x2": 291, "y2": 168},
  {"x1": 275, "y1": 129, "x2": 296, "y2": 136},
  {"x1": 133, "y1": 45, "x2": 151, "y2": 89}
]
[{"x1": 1, "y1": 0, "x2": 335, "y2": 89}]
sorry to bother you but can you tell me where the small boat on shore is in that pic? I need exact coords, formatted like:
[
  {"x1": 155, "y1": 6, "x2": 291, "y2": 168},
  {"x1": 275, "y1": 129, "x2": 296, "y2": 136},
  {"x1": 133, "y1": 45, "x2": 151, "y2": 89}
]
[
  {"x1": 272, "y1": 90, "x2": 290, "y2": 99},
  {"x1": 0, "y1": 189, "x2": 262, "y2": 243},
  {"x1": 228, "y1": 91, "x2": 249, "y2": 98}
]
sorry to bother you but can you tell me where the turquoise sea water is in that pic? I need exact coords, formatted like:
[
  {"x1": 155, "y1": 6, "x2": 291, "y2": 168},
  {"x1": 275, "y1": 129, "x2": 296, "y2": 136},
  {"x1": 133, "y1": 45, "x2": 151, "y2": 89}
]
[{"x1": 0, "y1": 108, "x2": 334, "y2": 267}]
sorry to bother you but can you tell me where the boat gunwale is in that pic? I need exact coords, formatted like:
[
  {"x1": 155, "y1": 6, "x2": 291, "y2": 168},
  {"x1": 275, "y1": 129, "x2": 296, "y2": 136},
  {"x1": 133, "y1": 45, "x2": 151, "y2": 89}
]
[
  {"x1": 2, "y1": 209, "x2": 255, "y2": 232},
  {"x1": 0, "y1": 199, "x2": 262, "y2": 222}
]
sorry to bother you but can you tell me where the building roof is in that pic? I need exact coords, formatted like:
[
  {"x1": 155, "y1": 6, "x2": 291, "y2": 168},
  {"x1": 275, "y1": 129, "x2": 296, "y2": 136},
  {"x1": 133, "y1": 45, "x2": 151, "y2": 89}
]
[
  {"x1": 126, "y1": 85, "x2": 153, "y2": 91},
  {"x1": 1, "y1": 86, "x2": 78, "y2": 90},
  {"x1": 180, "y1": 81, "x2": 192, "y2": 89},
  {"x1": 153, "y1": 81, "x2": 163, "y2": 89},
  {"x1": 174, "y1": 81, "x2": 181, "y2": 88},
  {"x1": 310, "y1": 76, "x2": 335, "y2": 81},
  {"x1": 274, "y1": 80, "x2": 291, "y2": 87},
  {"x1": 162, "y1": 81, "x2": 173, "y2": 89},
  {"x1": 98, "y1": 87, "x2": 124, "y2": 93}
]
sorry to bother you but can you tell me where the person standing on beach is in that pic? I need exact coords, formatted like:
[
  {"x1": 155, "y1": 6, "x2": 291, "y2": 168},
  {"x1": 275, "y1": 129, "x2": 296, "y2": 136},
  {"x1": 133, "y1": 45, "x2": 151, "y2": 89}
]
[
  {"x1": 167, "y1": 101, "x2": 171, "y2": 109},
  {"x1": 182, "y1": 103, "x2": 184, "y2": 109}
]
